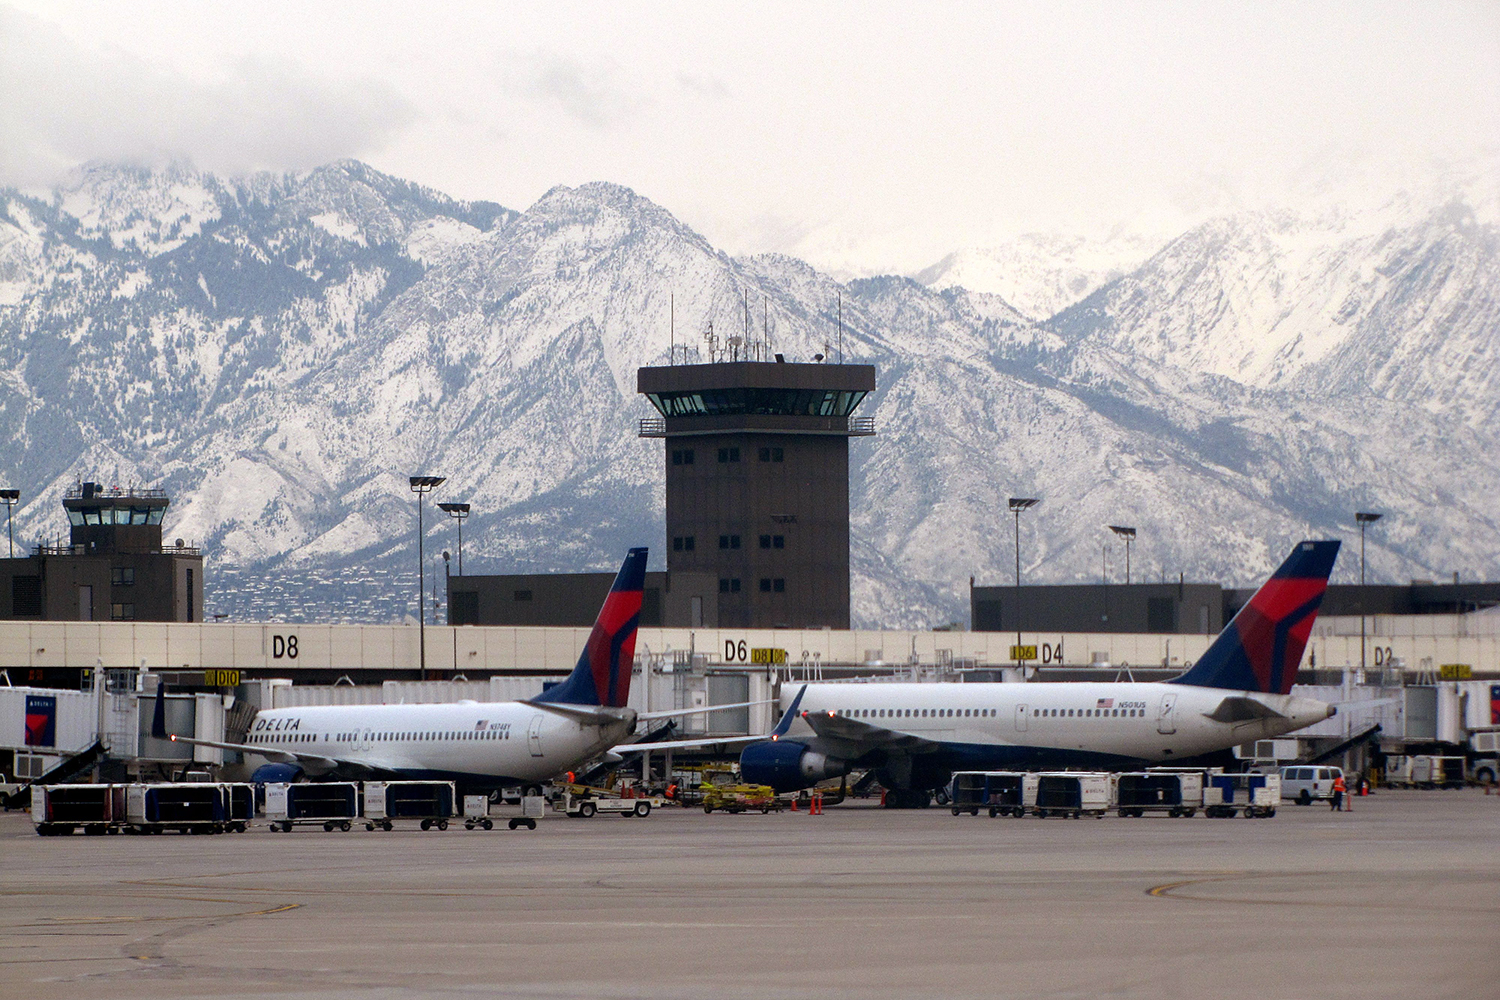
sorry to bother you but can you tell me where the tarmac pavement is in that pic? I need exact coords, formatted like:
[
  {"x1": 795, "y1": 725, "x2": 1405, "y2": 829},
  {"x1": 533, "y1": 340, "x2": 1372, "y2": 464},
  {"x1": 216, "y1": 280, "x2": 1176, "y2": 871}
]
[{"x1": 2, "y1": 788, "x2": 1497, "y2": 1000}]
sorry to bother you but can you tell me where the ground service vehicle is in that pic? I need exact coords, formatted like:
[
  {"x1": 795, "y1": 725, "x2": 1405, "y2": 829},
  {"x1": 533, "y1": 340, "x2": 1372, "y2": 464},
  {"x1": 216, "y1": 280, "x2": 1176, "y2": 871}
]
[
  {"x1": 1281, "y1": 766, "x2": 1344, "y2": 804},
  {"x1": 555, "y1": 783, "x2": 662, "y2": 818}
]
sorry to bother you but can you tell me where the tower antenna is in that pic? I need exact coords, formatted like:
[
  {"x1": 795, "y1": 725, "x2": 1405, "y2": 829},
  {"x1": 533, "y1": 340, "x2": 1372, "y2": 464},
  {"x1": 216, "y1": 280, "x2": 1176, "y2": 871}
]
[
  {"x1": 670, "y1": 292, "x2": 675, "y2": 364},
  {"x1": 837, "y1": 290, "x2": 843, "y2": 364}
]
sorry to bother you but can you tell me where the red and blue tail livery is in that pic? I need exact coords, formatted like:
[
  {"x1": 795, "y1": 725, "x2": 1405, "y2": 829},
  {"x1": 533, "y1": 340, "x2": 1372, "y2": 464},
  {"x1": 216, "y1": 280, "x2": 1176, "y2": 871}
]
[
  {"x1": 535, "y1": 548, "x2": 648, "y2": 708},
  {"x1": 1170, "y1": 540, "x2": 1341, "y2": 696}
]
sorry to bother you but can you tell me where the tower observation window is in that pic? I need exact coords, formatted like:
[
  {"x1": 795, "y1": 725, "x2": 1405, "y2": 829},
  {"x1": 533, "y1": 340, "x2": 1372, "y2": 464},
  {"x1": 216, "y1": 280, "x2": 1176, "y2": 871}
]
[{"x1": 646, "y1": 389, "x2": 868, "y2": 418}]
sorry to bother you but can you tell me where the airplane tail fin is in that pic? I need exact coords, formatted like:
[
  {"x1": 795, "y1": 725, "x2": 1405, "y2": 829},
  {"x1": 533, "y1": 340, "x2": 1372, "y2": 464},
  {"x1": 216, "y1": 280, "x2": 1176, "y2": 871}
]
[
  {"x1": 1169, "y1": 540, "x2": 1340, "y2": 696},
  {"x1": 534, "y1": 548, "x2": 647, "y2": 708},
  {"x1": 151, "y1": 680, "x2": 168, "y2": 739}
]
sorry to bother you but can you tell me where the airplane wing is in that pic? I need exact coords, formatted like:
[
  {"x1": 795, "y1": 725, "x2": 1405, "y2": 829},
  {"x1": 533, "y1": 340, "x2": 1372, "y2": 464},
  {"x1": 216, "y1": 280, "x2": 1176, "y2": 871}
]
[
  {"x1": 615, "y1": 734, "x2": 768, "y2": 753},
  {"x1": 798, "y1": 710, "x2": 943, "y2": 755},
  {"x1": 635, "y1": 698, "x2": 774, "y2": 722},
  {"x1": 165, "y1": 733, "x2": 346, "y2": 772},
  {"x1": 525, "y1": 701, "x2": 630, "y2": 726},
  {"x1": 613, "y1": 686, "x2": 810, "y2": 754},
  {"x1": 151, "y1": 684, "x2": 390, "y2": 777}
]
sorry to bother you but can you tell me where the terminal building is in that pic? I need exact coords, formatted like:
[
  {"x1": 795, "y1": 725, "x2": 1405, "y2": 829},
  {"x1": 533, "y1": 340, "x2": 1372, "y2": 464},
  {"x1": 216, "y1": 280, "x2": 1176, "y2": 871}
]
[
  {"x1": 0, "y1": 483, "x2": 203, "y2": 624},
  {"x1": 971, "y1": 578, "x2": 1500, "y2": 635},
  {"x1": 447, "y1": 359, "x2": 876, "y2": 629}
]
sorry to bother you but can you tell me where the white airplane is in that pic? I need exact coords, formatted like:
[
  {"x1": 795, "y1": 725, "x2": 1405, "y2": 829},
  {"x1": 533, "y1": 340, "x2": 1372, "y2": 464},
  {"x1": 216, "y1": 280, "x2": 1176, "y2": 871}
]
[
  {"x1": 633, "y1": 540, "x2": 1344, "y2": 807},
  {"x1": 155, "y1": 548, "x2": 747, "y2": 794}
]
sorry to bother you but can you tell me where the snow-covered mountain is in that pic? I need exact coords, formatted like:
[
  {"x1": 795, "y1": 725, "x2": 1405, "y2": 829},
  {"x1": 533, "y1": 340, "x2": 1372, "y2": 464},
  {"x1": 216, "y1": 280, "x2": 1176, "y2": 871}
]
[
  {"x1": 913, "y1": 232, "x2": 1163, "y2": 321},
  {"x1": 2, "y1": 160, "x2": 1496, "y2": 626}
]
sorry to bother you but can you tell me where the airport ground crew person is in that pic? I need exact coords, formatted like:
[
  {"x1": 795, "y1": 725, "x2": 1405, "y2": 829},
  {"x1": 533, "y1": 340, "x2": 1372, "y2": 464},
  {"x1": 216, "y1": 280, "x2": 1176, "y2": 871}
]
[{"x1": 1330, "y1": 774, "x2": 1346, "y2": 811}]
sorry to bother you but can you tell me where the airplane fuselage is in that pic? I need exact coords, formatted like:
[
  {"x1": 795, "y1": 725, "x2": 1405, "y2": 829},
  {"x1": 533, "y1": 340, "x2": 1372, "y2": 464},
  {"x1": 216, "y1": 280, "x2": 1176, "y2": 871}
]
[
  {"x1": 758, "y1": 680, "x2": 1334, "y2": 789},
  {"x1": 227, "y1": 701, "x2": 635, "y2": 791}
]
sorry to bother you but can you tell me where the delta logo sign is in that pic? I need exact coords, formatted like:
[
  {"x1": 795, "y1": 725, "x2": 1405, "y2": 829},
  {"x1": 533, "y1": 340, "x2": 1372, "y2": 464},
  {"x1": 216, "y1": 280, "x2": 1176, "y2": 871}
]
[{"x1": 25, "y1": 695, "x2": 56, "y2": 747}]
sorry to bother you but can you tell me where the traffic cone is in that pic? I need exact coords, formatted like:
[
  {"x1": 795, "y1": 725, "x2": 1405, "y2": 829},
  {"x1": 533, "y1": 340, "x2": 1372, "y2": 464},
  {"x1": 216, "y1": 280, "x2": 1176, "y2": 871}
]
[
  {"x1": 790, "y1": 795, "x2": 799, "y2": 812},
  {"x1": 811, "y1": 793, "x2": 823, "y2": 815}
]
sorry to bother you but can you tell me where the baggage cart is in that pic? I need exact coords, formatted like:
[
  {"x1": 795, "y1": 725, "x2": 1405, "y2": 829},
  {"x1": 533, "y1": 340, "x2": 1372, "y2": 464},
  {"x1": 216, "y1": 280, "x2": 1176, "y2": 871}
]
[
  {"x1": 462, "y1": 794, "x2": 494, "y2": 831},
  {"x1": 223, "y1": 783, "x2": 254, "y2": 832},
  {"x1": 125, "y1": 782, "x2": 229, "y2": 834},
  {"x1": 948, "y1": 771, "x2": 1029, "y2": 817},
  {"x1": 1031, "y1": 772, "x2": 1109, "y2": 818},
  {"x1": 1113, "y1": 771, "x2": 1203, "y2": 818},
  {"x1": 263, "y1": 782, "x2": 360, "y2": 832},
  {"x1": 362, "y1": 780, "x2": 456, "y2": 831},
  {"x1": 1204, "y1": 772, "x2": 1279, "y2": 817},
  {"x1": 508, "y1": 794, "x2": 545, "y2": 830},
  {"x1": 32, "y1": 783, "x2": 125, "y2": 836}
]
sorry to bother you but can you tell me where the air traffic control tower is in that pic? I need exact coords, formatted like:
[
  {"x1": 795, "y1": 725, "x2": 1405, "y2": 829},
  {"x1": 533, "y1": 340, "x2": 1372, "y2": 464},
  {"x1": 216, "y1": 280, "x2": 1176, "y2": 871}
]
[{"x1": 638, "y1": 361, "x2": 876, "y2": 629}]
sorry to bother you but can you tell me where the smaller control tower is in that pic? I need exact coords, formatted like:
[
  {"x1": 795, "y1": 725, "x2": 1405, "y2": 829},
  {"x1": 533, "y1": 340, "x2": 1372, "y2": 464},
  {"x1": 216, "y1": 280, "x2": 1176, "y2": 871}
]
[
  {"x1": 639, "y1": 360, "x2": 876, "y2": 629},
  {"x1": 0, "y1": 482, "x2": 203, "y2": 623}
]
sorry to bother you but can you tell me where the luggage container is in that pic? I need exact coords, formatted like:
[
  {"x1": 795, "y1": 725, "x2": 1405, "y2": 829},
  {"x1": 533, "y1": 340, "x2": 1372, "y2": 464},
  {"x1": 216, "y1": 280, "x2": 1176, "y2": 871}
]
[
  {"x1": 362, "y1": 781, "x2": 457, "y2": 831},
  {"x1": 125, "y1": 782, "x2": 229, "y2": 833},
  {"x1": 223, "y1": 783, "x2": 254, "y2": 832},
  {"x1": 32, "y1": 784, "x2": 125, "y2": 836},
  {"x1": 1031, "y1": 772, "x2": 1109, "y2": 818},
  {"x1": 263, "y1": 782, "x2": 360, "y2": 832},
  {"x1": 1113, "y1": 771, "x2": 1203, "y2": 818},
  {"x1": 1204, "y1": 772, "x2": 1280, "y2": 818},
  {"x1": 462, "y1": 794, "x2": 494, "y2": 831},
  {"x1": 948, "y1": 771, "x2": 1030, "y2": 817}
]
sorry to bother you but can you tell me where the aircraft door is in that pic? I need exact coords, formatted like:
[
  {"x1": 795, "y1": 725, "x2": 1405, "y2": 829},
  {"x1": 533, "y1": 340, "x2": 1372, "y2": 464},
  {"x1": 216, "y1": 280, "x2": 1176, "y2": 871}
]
[
  {"x1": 527, "y1": 714, "x2": 544, "y2": 757},
  {"x1": 1015, "y1": 704, "x2": 1029, "y2": 732},
  {"x1": 1157, "y1": 693, "x2": 1178, "y2": 735},
  {"x1": 356, "y1": 728, "x2": 374, "y2": 752}
]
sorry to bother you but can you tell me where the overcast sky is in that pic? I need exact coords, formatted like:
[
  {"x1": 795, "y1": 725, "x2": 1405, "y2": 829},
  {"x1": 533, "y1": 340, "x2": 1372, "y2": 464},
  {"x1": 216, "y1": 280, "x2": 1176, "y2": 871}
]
[{"x1": 4, "y1": 1, "x2": 1496, "y2": 273}]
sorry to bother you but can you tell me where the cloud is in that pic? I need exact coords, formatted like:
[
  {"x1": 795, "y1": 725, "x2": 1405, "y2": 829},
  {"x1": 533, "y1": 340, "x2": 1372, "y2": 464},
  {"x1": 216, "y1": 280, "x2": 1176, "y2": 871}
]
[
  {"x1": 510, "y1": 51, "x2": 641, "y2": 130},
  {"x1": 0, "y1": 6, "x2": 416, "y2": 187}
]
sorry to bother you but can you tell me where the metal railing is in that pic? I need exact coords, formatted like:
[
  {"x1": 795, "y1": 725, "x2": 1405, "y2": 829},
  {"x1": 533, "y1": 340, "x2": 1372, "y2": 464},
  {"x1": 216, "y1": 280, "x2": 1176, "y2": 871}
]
[
  {"x1": 639, "y1": 417, "x2": 666, "y2": 437},
  {"x1": 850, "y1": 416, "x2": 876, "y2": 435}
]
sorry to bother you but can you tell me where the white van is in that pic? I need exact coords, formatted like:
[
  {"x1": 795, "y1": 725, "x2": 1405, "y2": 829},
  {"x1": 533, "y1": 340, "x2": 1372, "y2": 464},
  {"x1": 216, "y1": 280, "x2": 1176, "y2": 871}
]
[{"x1": 1279, "y1": 766, "x2": 1343, "y2": 804}]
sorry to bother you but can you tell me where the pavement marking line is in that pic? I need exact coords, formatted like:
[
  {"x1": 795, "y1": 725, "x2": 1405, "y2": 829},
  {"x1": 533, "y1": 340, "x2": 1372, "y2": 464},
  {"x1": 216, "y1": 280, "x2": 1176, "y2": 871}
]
[
  {"x1": 20, "y1": 902, "x2": 302, "y2": 926},
  {"x1": 1146, "y1": 874, "x2": 1500, "y2": 914}
]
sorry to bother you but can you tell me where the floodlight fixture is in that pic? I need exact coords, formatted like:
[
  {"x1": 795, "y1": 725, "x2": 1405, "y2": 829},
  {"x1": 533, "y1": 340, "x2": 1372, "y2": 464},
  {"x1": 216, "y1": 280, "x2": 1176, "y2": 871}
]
[
  {"x1": 1108, "y1": 525, "x2": 1136, "y2": 584},
  {"x1": 1355, "y1": 511, "x2": 1384, "y2": 675},
  {"x1": 438, "y1": 502, "x2": 471, "y2": 574},
  {"x1": 0, "y1": 488, "x2": 17, "y2": 559},
  {"x1": 1007, "y1": 497, "x2": 1040, "y2": 662},
  {"x1": 409, "y1": 476, "x2": 446, "y2": 678}
]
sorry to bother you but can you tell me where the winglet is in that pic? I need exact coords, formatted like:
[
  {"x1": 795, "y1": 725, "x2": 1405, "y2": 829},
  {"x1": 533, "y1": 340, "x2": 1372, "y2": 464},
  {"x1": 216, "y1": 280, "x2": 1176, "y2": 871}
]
[
  {"x1": 151, "y1": 679, "x2": 167, "y2": 739},
  {"x1": 770, "y1": 685, "x2": 808, "y2": 739}
]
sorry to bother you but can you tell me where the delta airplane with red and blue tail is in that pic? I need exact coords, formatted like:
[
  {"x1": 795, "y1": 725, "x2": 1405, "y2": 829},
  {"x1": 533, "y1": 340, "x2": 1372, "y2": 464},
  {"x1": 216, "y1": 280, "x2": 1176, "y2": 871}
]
[
  {"x1": 155, "y1": 547, "x2": 743, "y2": 794},
  {"x1": 630, "y1": 540, "x2": 1345, "y2": 807}
]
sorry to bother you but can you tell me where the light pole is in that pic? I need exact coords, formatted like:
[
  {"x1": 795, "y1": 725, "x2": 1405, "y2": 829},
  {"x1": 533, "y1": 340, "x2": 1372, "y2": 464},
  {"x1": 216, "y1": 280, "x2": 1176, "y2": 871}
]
[
  {"x1": 1008, "y1": 497, "x2": 1039, "y2": 665},
  {"x1": 0, "y1": 489, "x2": 18, "y2": 558},
  {"x1": 1108, "y1": 525, "x2": 1135, "y2": 584},
  {"x1": 437, "y1": 502, "x2": 471, "y2": 574},
  {"x1": 410, "y1": 476, "x2": 446, "y2": 680},
  {"x1": 1356, "y1": 511, "x2": 1382, "y2": 676}
]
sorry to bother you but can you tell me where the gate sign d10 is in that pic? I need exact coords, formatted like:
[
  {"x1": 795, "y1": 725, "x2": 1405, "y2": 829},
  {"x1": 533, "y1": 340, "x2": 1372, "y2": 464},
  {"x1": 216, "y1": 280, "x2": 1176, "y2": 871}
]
[
  {"x1": 750, "y1": 647, "x2": 788, "y2": 665},
  {"x1": 1010, "y1": 645, "x2": 1038, "y2": 661},
  {"x1": 204, "y1": 669, "x2": 240, "y2": 687}
]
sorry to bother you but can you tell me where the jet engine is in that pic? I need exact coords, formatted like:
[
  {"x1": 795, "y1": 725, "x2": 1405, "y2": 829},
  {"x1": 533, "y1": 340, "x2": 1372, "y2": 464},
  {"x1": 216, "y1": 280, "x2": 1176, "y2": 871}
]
[
  {"x1": 251, "y1": 762, "x2": 304, "y2": 784},
  {"x1": 740, "y1": 740, "x2": 848, "y2": 792}
]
